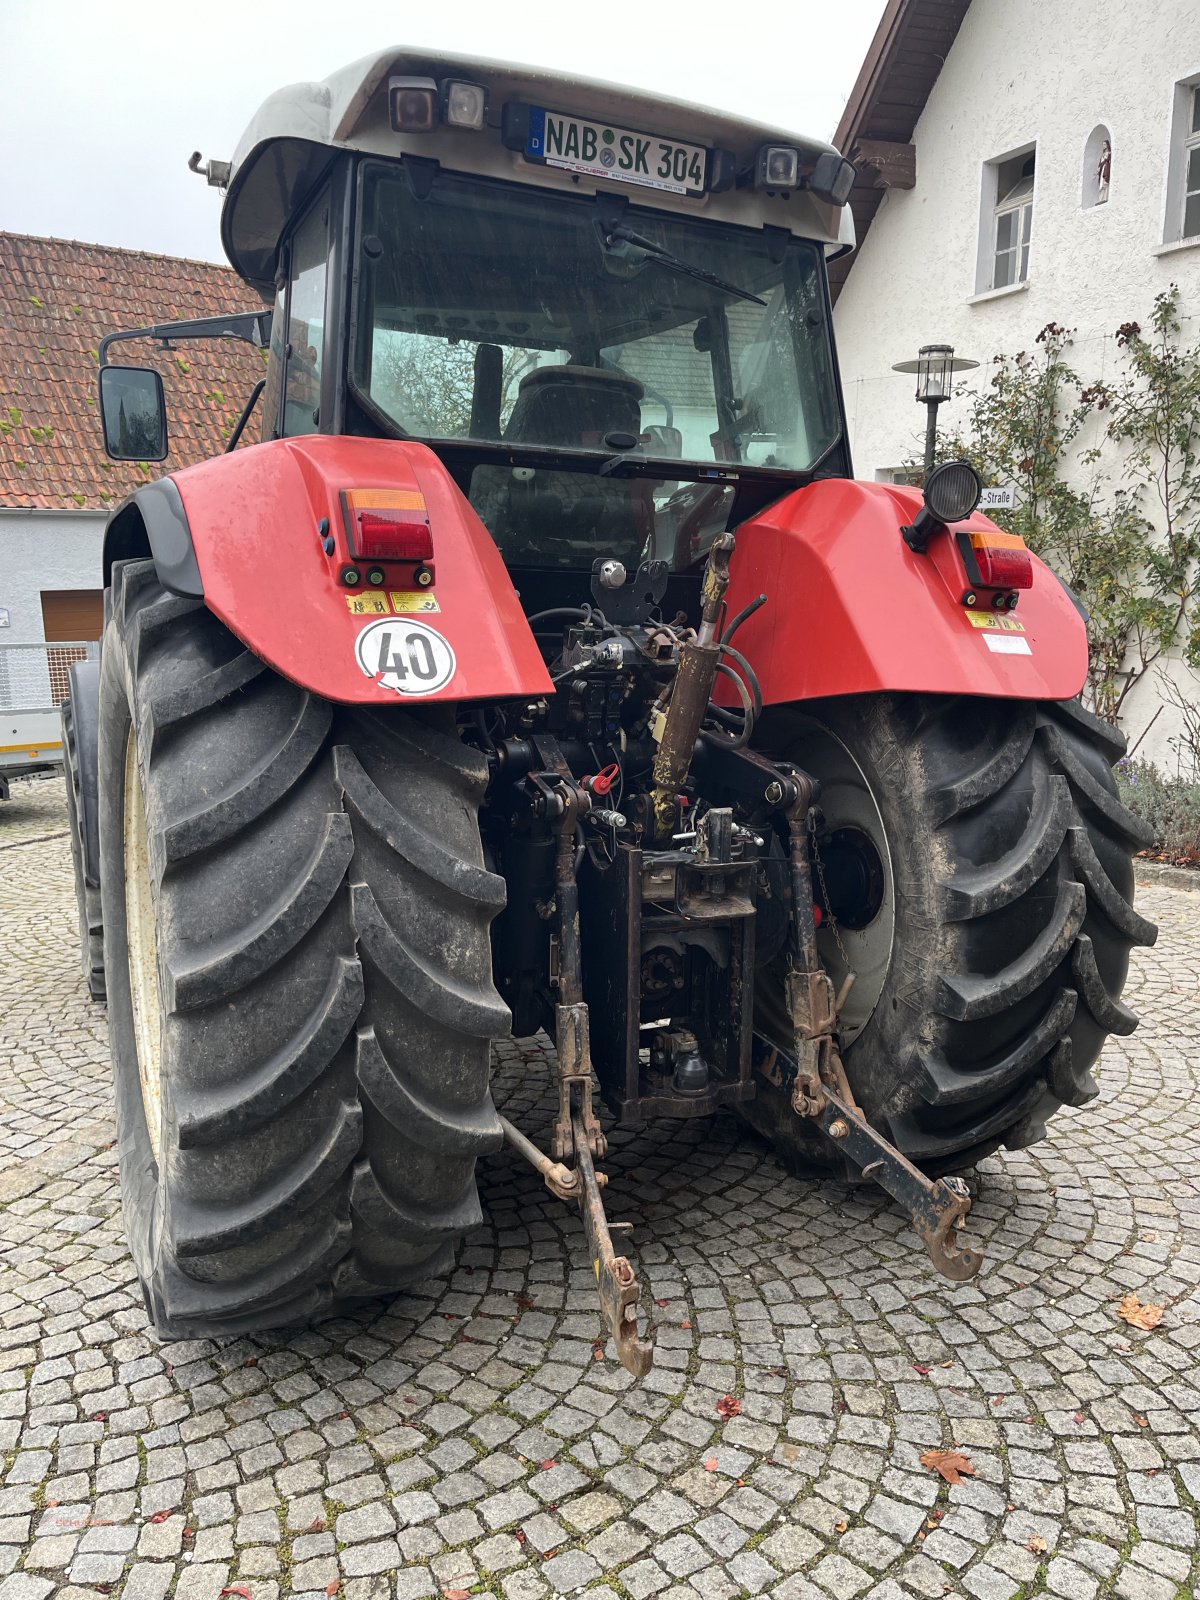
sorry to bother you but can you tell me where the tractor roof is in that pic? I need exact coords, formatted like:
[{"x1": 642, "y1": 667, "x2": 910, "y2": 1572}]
[{"x1": 221, "y1": 48, "x2": 853, "y2": 292}]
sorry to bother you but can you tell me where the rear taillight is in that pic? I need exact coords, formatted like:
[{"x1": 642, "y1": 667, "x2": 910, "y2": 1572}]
[
  {"x1": 355, "y1": 510, "x2": 434, "y2": 563},
  {"x1": 958, "y1": 530, "x2": 1033, "y2": 590},
  {"x1": 343, "y1": 489, "x2": 433, "y2": 564}
]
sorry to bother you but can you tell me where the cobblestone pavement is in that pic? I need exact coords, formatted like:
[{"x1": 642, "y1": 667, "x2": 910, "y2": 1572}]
[{"x1": 1, "y1": 775, "x2": 1198, "y2": 1600}]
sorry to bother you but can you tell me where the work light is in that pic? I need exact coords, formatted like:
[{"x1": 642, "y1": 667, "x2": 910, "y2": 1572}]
[
  {"x1": 757, "y1": 145, "x2": 800, "y2": 189},
  {"x1": 442, "y1": 79, "x2": 488, "y2": 130},
  {"x1": 388, "y1": 76, "x2": 437, "y2": 132}
]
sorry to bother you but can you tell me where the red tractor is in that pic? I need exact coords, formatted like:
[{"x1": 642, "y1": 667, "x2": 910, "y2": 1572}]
[{"x1": 64, "y1": 51, "x2": 1155, "y2": 1373}]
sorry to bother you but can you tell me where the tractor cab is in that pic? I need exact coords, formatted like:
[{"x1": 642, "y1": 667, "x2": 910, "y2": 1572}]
[{"x1": 211, "y1": 51, "x2": 855, "y2": 577}]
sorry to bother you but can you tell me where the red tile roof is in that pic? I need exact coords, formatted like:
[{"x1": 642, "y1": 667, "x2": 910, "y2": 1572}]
[{"x1": 0, "y1": 232, "x2": 270, "y2": 511}]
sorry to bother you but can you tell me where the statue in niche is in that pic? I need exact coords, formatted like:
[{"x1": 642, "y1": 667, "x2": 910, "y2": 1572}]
[{"x1": 1096, "y1": 139, "x2": 1111, "y2": 204}]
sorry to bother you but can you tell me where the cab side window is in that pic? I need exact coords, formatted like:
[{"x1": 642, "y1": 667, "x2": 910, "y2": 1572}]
[{"x1": 281, "y1": 193, "x2": 329, "y2": 437}]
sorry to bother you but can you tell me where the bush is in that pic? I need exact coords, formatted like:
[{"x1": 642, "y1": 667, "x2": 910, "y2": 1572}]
[{"x1": 1115, "y1": 759, "x2": 1200, "y2": 865}]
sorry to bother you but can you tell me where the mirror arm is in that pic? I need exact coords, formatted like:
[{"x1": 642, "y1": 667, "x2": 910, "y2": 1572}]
[
  {"x1": 225, "y1": 380, "x2": 267, "y2": 453},
  {"x1": 99, "y1": 310, "x2": 271, "y2": 367}
]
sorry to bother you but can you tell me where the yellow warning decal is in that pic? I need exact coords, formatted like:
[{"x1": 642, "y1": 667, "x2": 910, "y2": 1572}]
[
  {"x1": 965, "y1": 611, "x2": 1025, "y2": 633},
  {"x1": 344, "y1": 591, "x2": 441, "y2": 616},
  {"x1": 344, "y1": 593, "x2": 390, "y2": 616},
  {"x1": 390, "y1": 592, "x2": 441, "y2": 613}
]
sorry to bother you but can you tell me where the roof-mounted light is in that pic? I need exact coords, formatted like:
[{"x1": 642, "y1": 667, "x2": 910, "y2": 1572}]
[
  {"x1": 441, "y1": 79, "x2": 488, "y2": 130},
  {"x1": 756, "y1": 145, "x2": 800, "y2": 189},
  {"x1": 388, "y1": 76, "x2": 437, "y2": 132},
  {"x1": 807, "y1": 151, "x2": 856, "y2": 206}
]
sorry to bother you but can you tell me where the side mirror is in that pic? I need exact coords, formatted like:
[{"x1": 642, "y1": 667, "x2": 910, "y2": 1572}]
[
  {"x1": 99, "y1": 365, "x2": 167, "y2": 461},
  {"x1": 644, "y1": 425, "x2": 683, "y2": 459}
]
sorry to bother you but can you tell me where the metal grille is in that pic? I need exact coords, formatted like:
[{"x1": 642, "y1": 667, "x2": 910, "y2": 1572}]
[{"x1": 0, "y1": 641, "x2": 99, "y2": 712}]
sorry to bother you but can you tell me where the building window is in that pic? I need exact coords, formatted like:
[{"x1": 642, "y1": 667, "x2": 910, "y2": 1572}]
[
  {"x1": 975, "y1": 145, "x2": 1035, "y2": 294},
  {"x1": 1082, "y1": 125, "x2": 1112, "y2": 209},
  {"x1": 1182, "y1": 85, "x2": 1200, "y2": 239},
  {"x1": 992, "y1": 152, "x2": 1035, "y2": 288},
  {"x1": 1165, "y1": 80, "x2": 1200, "y2": 244}
]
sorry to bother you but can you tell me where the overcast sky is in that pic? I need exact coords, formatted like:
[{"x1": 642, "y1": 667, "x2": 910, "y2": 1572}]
[{"x1": 1, "y1": 0, "x2": 885, "y2": 267}]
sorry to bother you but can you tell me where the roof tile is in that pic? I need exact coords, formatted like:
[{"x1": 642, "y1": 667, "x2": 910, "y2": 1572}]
[{"x1": 0, "y1": 232, "x2": 269, "y2": 510}]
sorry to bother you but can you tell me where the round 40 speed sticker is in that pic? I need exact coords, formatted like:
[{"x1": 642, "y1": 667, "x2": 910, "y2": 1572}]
[{"x1": 354, "y1": 617, "x2": 457, "y2": 697}]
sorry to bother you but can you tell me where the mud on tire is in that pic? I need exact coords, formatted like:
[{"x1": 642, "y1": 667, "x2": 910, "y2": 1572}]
[
  {"x1": 98, "y1": 559, "x2": 509, "y2": 1337},
  {"x1": 744, "y1": 692, "x2": 1157, "y2": 1173}
]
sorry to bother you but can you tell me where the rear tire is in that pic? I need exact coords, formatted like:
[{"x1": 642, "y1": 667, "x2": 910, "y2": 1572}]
[
  {"x1": 99, "y1": 559, "x2": 508, "y2": 1337},
  {"x1": 743, "y1": 693, "x2": 1156, "y2": 1172},
  {"x1": 63, "y1": 689, "x2": 105, "y2": 1002}
]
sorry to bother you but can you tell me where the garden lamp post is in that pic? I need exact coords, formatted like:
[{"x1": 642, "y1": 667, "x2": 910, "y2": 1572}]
[{"x1": 892, "y1": 344, "x2": 979, "y2": 477}]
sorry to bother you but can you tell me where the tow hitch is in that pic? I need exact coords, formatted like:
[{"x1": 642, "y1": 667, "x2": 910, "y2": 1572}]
[{"x1": 783, "y1": 805, "x2": 985, "y2": 1282}]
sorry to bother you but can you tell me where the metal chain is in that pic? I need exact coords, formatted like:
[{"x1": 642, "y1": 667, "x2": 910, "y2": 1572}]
[{"x1": 809, "y1": 810, "x2": 851, "y2": 968}]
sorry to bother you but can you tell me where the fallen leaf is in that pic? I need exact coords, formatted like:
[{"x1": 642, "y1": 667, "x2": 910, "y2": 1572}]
[
  {"x1": 782, "y1": 1444, "x2": 801, "y2": 1463},
  {"x1": 92, "y1": 1411, "x2": 107, "y2": 1422},
  {"x1": 925, "y1": 1519, "x2": 938, "y2": 1530},
  {"x1": 991, "y1": 1396, "x2": 1004, "y2": 1407},
  {"x1": 593, "y1": 1344, "x2": 605, "y2": 1361},
  {"x1": 442, "y1": 1312, "x2": 459, "y2": 1321},
  {"x1": 654, "y1": 1298, "x2": 671, "y2": 1308},
  {"x1": 704, "y1": 1458, "x2": 719, "y2": 1471},
  {"x1": 243, "y1": 1357, "x2": 258, "y2": 1367},
  {"x1": 940, "y1": 1360, "x2": 955, "y2": 1369},
  {"x1": 1074, "y1": 1413, "x2": 1086, "y2": 1425},
  {"x1": 680, "y1": 1319, "x2": 692, "y2": 1330},
  {"x1": 309, "y1": 1518, "x2": 326, "y2": 1533},
  {"x1": 515, "y1": 1293, "x2": 537, "y2": 1310},
  {"x1": 835, "y1": 1519, "x2": 848, "y2": 1534},
  {"x1": 326, "y1": 1584, "x2": 339, "y2": 1598},
  {"x1": 911, "y1": 1364, "x2": 931, "y2": 1376},
  {"x1": 148, "y1": 1511, "x2": 175, "y2": 1524},
  {"x1": 339, "y1": 1412, "x2": 349, "y2": 1420},
  {"x1": 1025, "y1": 1534, "x2": 1048, "y2": 1554},
  {"x1": 1116, "y1": 1293, "x2": 1164, "y2": 1330},
  {"x1": 540, "y1": 1460, "x2": 558, "y2": 1471},
  {"x1": 515, "y1": 1530, "x2": 527, "y2": 1544},
  {"x1": 442, "y1": 1591, "x2": 471, "y2": 1600},
  {"x1": 1135, "y1": 1415, "x2": 1149, "y2": 1427},
  {"x1": 183, "y1": 1528, "x2": 196, "y2": 1539},
  {"x1": 221, "y1": 1588, "x2": 254, "y2": 1599},
  {"x1": 716, "y1": 1395, "x2": 742, "y2": 1419},
  {"x1": 919, "y1": 1448, "x2": 977, "y2": 1486}
]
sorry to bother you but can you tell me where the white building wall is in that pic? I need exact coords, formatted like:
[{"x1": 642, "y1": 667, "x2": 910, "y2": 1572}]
[
  {"x1": 834, "y1": 0, "x2": 1200, "y2": 766},
  {"x1": 0, "y1": 509, "x2": 105, "y2": 708}
]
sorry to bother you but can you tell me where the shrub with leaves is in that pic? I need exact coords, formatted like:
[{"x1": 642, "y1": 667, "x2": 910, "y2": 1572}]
[
  {"x1": 927, "y1": 289, "x2": 1200, "y2": 727},
  {"x1": 1115, "y1": 759, "x2": 1200, "y2": 864}
]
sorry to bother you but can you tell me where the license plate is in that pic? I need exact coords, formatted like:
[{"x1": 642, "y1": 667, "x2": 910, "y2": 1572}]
[{"x1": 525, "y1": 108, "x2": 708, "y2": 196}]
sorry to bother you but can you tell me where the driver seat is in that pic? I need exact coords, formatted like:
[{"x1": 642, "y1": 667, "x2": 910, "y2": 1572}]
[{"x1": 468, "y1": 364, "x2": 654, "y2": 565}]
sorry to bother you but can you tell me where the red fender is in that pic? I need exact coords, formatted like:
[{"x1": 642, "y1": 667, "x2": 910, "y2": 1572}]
[
  {"x1": 169, "y1": 436, "x2": 552, "y2": 705},
  {"x1": 720, "y1": 480, "x2": 1087, "y2": 705}
]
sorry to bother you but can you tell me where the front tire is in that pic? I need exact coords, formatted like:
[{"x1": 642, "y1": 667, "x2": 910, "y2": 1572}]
[
  {"x1": 99, "y1": 559, "x2": 509, "y2": 1338},
  {"x1": 63, "y1": 677, "x2": 105, "y2": 1002},
  {"x1": 744, "y1": 693, "x2": 1156, "y2": 1172}
]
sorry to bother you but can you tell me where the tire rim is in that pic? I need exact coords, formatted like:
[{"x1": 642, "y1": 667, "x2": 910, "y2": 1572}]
[
  {"x1": 803, "y1": 723, "x2": 894, "y2": 1043},
  {"x1": 123, "y1": 730, "x2": 163, "y2": 1162}
]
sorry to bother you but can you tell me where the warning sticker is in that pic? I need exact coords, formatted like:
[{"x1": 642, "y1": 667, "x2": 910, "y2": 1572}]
[
  {"x1": 344, "y1": 591, "x2": 442, "y2": 616},
  {"x1": 355, "y1": 617, "x2": 457, "y2": 696},
  {"x1": 345, "y1": 592, "x2": 390, "y2": 616},
  {"x1": 965, "y1": 611, "x2": 1025, "y2": 633}
]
